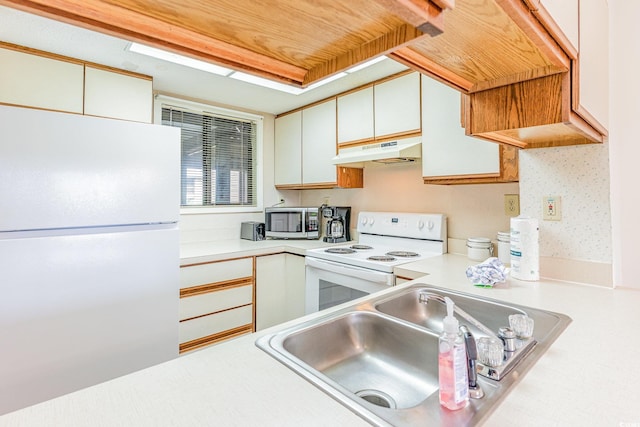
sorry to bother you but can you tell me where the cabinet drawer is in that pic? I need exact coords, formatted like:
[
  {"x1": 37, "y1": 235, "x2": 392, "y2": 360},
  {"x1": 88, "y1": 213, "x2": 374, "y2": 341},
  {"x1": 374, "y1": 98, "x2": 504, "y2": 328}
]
[
  {"x1": 179, "y1": 305, "x2": 253, "y2": 349},
  {"x1": 179, "y1": 284, "x2": 253, "y2": 321},
  {"x1": 180, "y1": 258, "x2": 253, "y2": 288}
]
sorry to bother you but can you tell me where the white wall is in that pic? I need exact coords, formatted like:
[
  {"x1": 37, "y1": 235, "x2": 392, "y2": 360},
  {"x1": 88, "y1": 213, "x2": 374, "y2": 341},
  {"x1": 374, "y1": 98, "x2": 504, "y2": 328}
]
[
  {"x1": 518, "y1": 144, "x2": 613, "y2": 286},
  {"x1": 609, "y1": 0, "x2": 640, "y2": 289}
]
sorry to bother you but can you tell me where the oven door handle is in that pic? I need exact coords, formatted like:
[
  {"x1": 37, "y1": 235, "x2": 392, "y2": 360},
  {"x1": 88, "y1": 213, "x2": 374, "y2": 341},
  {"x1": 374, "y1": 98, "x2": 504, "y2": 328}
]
[{"x1": 305, "y1": 257, "x2": 394, "y2": 286}]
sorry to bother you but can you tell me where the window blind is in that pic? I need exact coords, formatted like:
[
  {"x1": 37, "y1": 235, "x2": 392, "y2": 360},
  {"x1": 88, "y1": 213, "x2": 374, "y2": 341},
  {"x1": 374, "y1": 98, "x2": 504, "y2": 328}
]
[{"x1": 161, "y1": 105, "x2": 256, "y2": 207}]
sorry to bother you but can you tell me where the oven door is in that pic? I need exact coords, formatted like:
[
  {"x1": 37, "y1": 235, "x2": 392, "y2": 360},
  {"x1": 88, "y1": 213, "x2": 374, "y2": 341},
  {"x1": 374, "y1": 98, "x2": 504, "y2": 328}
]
[{"x1": 304, "y1": 257, "x2": 394, "y2": 314}]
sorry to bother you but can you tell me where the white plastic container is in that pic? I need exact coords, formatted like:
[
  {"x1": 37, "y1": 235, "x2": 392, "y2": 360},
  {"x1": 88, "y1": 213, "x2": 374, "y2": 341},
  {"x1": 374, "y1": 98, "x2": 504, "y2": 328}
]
[
  {"x1": 438, "y1": 297, "x2": 469, "y2": 410},
  {"x1": 510, "y1": 216, "x2": 539, "y2": 281},
  {"x1": 497, "y1": 231, "x2": 511, "y2": 265},
  {"x1": 466, "y1": 237, "x2": 493, "y2": 261}
]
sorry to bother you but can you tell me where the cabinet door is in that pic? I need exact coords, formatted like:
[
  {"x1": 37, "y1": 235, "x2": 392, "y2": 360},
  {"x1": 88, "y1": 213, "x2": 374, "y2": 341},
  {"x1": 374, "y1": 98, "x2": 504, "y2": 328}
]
[
  {"x1": 255, "y1": 253, "x2": 306, "y2": 331},
  {"x1": 274, "y1": 111, "x2": 303, "y2": 186},
  {"x1": 84, "y1": 66, "x2": 153, "y2": 123},
  {"x1": 0, "y1": 46, "x2": 84, "y2": 113},
  {"x1": 575, "y1": 0, "x2": 608, "y2": 131},
  {"x1": 422, "y1": 75, "x2": 499, "y2": 178},
  {"x1": 374, "y1": 72, "x2": 421, "y2": 139},
  {"x1": 540, "y1": 0, "x2": 579, "y2": 53},
  {"x1": 302, "y1": 99, "x2": 337, "y2": 185},
  {"x1": 337, "y1": 86, "x2": 374, "y2": 145}
]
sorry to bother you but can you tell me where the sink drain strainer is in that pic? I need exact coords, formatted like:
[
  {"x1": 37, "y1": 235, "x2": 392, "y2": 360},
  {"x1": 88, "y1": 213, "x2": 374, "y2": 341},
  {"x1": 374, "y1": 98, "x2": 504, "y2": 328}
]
[{"x1": 355, "y1": 389, "x2": 397, "y2": 409}]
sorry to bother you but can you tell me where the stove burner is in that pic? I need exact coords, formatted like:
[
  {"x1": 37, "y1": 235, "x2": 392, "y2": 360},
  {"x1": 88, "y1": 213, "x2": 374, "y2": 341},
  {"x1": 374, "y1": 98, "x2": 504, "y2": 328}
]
[
  {"x1": 325, "y1": 248, "x2": 356, "y2": 254},
  {"x1": 350, "y1": 244, "x2": 373, "y2": 250},
  {"x1": 386, "y1": 251, "x2": 420, "y2": 258},
  {"x1": 368, "y1": 255, "x2": 396, "y2": 262}
]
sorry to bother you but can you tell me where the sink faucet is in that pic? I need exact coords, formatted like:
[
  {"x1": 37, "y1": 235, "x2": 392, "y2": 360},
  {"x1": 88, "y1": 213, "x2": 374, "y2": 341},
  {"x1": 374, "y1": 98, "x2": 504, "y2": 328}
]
[
  {"x1": 460, "y1": 325, "x2": 484, "y2": 399},
  {"x1": 418, "y1": 291, "x2": 500, "y2": 341}
]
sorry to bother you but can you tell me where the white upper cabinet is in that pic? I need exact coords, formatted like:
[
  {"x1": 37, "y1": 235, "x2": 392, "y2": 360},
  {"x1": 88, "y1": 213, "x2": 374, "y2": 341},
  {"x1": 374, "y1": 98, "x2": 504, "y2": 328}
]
[
  {"x1": 374, "y1": 72, "x2": 421, "y2": 139},
  {"x1": 0, "y1": 46, "x2": 84, "y2": 113},
  {"x1": 422, "y1": 75, "x2": 499, "y2": 178},
  {"x1": 302, "y1": 99, "x2": 337, "y2": 185},
  {"x1": 84, "y1": 66, "x2": 153, "y2": 123},
  {"x1": 274, "y1": 110, "x2": 302, "y2": 186},
  {"x1": 275, "y1": 99, "x2": 363, "y2": 189},
  {"x1": 576, "y1": 0, "x2": 608, "y2": 131},
  {"x1": 540, "y1": 0, "x2": 579, "y2": 52},
  {"x1": 337, "y1": 86, "x2": 374, "y2": 144},
  {"x1": 539, "y1": 0, "x2": 608, "y2": 132},
  {"x1": 337, "y1": 72, "x2": 421, "y2": 146}
]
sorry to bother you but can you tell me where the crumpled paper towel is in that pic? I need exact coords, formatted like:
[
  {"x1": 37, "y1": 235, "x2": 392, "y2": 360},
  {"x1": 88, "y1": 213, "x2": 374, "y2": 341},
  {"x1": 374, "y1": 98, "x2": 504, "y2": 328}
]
[{"x1": 465, "y1": 257, "x2": 508, "y2": 287}]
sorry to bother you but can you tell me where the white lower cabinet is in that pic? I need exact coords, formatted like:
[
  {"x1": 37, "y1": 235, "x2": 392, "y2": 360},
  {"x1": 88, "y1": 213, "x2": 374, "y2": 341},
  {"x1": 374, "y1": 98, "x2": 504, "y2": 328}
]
[
  {"x1": 255, "y1": 253, "x2": 306, "y2": 331},
  {"x1": 179, "y1": 257, "x2": 255, "y2": 353}
]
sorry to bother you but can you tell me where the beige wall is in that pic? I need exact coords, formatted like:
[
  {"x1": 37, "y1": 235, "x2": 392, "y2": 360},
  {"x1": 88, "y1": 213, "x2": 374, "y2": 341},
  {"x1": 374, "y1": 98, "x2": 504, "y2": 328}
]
[{"x1": 300, "y1": 161, "x2": 518, "y2": 248}]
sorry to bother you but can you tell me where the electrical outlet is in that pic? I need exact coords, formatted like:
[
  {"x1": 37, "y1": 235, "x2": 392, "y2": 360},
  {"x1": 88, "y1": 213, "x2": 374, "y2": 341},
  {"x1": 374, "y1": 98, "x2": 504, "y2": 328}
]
[
  {"x1": 543, "y1": 196, "x2": 562, "y2": 221},
  {"x1": 504, "y1": 194, "x2": 520, "y2": 217}
]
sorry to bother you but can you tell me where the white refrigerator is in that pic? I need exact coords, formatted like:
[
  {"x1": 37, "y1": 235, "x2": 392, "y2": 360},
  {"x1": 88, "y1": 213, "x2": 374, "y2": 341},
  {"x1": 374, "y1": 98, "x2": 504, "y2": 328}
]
[{"x1": 0, "y1": 105, "x2": 181, "y2": 414}]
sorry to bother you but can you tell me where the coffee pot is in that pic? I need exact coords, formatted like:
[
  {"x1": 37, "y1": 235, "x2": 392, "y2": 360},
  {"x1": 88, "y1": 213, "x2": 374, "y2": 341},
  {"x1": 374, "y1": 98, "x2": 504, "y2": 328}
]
[{"x1": 322, "y1": 206, "x2": 351, "y2": 243}]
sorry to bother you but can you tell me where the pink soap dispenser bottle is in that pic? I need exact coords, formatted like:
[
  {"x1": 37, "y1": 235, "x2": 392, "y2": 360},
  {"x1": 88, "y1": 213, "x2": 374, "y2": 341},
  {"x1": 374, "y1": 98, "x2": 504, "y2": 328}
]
[{"x1": 438, "y1": 296, "x2": 469, "y2": 410}]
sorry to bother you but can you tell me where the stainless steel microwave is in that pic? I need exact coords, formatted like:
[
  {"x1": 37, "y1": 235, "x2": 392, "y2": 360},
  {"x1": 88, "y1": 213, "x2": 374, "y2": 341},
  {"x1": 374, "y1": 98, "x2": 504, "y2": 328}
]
[{"x1": 264, "y1": 207, "x2": 321, "y2": 239}]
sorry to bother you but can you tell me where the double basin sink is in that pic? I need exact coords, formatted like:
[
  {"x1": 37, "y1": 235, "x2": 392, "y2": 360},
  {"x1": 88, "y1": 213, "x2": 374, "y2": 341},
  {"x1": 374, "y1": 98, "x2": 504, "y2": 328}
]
[{"x1": 256, "y1": 284, "x2": 571, "y2": 426}]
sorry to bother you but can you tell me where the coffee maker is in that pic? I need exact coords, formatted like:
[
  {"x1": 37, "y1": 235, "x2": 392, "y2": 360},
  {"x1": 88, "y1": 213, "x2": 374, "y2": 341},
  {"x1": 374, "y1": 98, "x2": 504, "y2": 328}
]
[{"x1": 322, "y1": 206, "x2": 351, "y2": 243}]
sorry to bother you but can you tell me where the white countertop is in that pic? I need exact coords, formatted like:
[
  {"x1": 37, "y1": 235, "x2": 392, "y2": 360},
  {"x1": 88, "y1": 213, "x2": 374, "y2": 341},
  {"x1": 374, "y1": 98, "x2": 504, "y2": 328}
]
[
  {"x1": 180, "y1": 238, "x2": 345, "y2": 265},
  {"x1": 3, "y1": 253, "x2": 640, "y2": 426}
]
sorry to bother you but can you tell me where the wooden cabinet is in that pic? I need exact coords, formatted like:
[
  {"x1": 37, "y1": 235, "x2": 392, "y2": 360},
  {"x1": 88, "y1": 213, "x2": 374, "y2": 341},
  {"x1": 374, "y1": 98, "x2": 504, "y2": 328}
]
[
  {"x1": 337, "y1": 71, "x2": 421, "y2": 147},
  {"x1": 337, "y1": 86, "x2": 374, "y2": 145},
  {"x1": 0, "y1": 44, "x2": 84, "y2": 113},
  {"x1": 179, "y1": 258, "x2": 254, "y2": 353},
  {"x1": 374, "y1": 72, "x2": 421, "y2": 140},
  {"x1": 84, "y1": 66, "x2": 153, "y2": 123},
  {"x1": 275, "y1": 99, "x2": 363, "y2": 189},
  {"x1": 463, "y1": 0, "x2": 607, "y2": 149},
  {"x1": 255, "y1": 253, "x2": 306, "y2": 331},
  {"x1": 422, "y1": 75, "x2": 518, "y2": 184}
]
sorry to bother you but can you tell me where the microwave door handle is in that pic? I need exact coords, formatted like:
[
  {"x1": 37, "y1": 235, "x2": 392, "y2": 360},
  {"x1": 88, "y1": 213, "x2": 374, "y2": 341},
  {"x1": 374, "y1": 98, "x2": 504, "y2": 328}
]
[{"x1": 305, "y1": 257, "x2": 392, "y2": 285}]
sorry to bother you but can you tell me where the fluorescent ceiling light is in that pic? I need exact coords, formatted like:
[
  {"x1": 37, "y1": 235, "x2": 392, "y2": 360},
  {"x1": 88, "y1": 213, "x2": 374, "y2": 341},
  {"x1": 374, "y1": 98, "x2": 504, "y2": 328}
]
[
  {"x1": 346, "y1": 56, "x2": 388, "y2": 73},
  {"x1": 230, "y1": 71, "x2": 347, "y2": 95},
  {"x1": 127, "y1": 42, "x2": 233, "y2": 76},
  {"x1": 127, "y1": 42, "x2": 388, "y2": 95}
]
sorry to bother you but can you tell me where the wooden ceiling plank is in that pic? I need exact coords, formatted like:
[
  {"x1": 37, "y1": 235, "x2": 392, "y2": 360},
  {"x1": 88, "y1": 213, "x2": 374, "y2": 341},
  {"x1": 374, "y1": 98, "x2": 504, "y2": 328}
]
[
  {"x1": 495, "y1": 0, "x2": 570, "y2": 69},
  {"x1": 389, "y1": 47, "x2": 474, "y2": 93},
  {"x1": 303, "y1": 24, "x2": 429, "y2": 85},
  {"x1": 0, "y1": 0, "x2": 308, "y2": 84}
]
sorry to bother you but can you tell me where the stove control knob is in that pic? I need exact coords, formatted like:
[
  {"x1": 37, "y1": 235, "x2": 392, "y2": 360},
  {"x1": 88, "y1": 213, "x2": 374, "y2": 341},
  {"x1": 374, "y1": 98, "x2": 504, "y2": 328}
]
[
  {"x1": 361, "y1": 217, "x2": 368, "y2": 225},
  {"x1": 426, "y1": 220, "x2": 434, "y2": 230},
  {"x1": 368, "y1": 217, "x2": 375, "y2": 225},
  {"x1": 418, "y1": 220, "x2": 425, "y2": 229}
]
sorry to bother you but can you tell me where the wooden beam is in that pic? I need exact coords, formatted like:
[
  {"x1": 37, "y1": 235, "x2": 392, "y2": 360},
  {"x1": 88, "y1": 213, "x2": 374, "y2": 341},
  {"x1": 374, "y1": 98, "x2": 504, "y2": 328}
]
[
  {"x1": 376, "y1": 0, "x2": 447, "y2": 36},
  {"x1": 303, "y1": 24, "x2": 430, "y2": 86},
  {"x1": 0, "y1": 0, "x2": 308, "y2": 85}
]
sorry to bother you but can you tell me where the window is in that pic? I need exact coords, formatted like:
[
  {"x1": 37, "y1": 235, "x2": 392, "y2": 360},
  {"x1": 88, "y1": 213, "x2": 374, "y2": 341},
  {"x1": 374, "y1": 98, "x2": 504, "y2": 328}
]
[{"x1": 158, "y1": 97, "x2": 262, "y2": 211}]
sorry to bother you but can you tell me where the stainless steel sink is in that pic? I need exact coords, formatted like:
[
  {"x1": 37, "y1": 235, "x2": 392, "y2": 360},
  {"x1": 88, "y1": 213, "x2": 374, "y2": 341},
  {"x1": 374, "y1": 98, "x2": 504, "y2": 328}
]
[
  {"x1": 256, "y1": 283, "x2": 571, "y2": 426},
  {"x1": 280, "y1": 311, "x2": 440, "y2": 410}
]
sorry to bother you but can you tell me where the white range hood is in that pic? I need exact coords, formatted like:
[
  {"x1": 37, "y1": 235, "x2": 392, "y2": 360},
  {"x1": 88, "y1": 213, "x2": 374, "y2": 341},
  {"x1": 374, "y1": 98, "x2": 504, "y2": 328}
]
[{"x1": 332, "y1": 137, "x2": 422, "y2": 167}]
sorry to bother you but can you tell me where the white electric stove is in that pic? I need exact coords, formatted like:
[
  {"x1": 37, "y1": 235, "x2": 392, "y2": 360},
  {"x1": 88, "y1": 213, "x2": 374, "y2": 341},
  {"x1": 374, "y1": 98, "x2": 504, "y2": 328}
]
[{"x1": 305, "y1": 211, "x2": 447, "y2": 313}]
